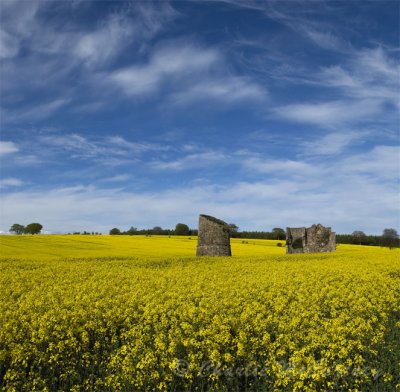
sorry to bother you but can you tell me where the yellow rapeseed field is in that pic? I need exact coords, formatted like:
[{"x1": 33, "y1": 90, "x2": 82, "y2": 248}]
[{"x1": 0, "y1": 235, "x2": 399, "y2": 391}]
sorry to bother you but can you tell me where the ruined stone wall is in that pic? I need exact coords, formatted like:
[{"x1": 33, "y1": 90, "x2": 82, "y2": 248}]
[
  {"x1": 196, "y1": 214, "x2": 232, "y2": 256},
  {"x1": 286, "y1": 227, "x2": 306, "y2": 254},
  {"x1": 286, "y1": 224, "x2": 336, "y2": 254},
  {"x1": 304, "y1": 224, "x2": 336, "y2": 253}
]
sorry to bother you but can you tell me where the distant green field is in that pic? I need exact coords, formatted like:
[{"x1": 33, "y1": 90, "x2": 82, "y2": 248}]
[{"x1": 0, "y1": 235, "x2": 399, "y2": 391}]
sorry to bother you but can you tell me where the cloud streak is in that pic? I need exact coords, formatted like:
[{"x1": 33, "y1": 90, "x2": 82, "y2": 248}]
[
  {"x1": 150, "y1": 150, "x2": 227, "y2": 171},
  {"x1": 73, "y1": 14, "x2": 135, "y2": 68},
  {"x1": 274, "y1": 99, "x2": 382, "y2": 127},
  {"x1": 38, "y1": 134, "x2": 168, "y2": 163},
  {"x1": 0, "y1": 178, "x2": 24, "y2": 188},
  {"x1": 170, "y1": 75, "x2": 266, "y2": 105},
  {"x1": 301, "y1": 131, "x2": 370, "y2": 156},
  {"x1": 109, "y1": 44, "x2": 221, "y2": 96},
  {"x1": 108, "y1": 41, "x2": 266, "y2": 104},
  {"x1": 0, "y1": 141, "x2": 19, "y2": 155}
]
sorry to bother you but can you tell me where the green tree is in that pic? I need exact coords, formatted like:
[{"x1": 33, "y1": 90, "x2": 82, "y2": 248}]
[
  {"x1": 152, "y1": 226, "x2": 163, "y2": 235},
  {"x1": 126, "y1": 226, "x2": 138, "y2": 235},
  {"x1": 272, "y1": 227, "x2": 286, "y2": 240},
  {"x1": 10, "y1": 223, "x2": 25, "y2": 235},
  {"x1": 352, "y1": 230, "x2": 366, "y2": 245},
  {"x1": 109, "y1": 228, "x2": 121, "y2": 235},
  {"x1": 381, "y1": 228, "x2": 399, "y2": 249},
  {"x1": 383, "y1": 228, "x2": 398, "y2": 238},
  {"x1": 175, "y1": 223, "x2": 190, "y2": 236},
  {"x1": 228, "y1": 224, "x2": 239, "y2": 237},
  {"x1": 24, "y1": 223, "x2": 43, "y2": 235}
]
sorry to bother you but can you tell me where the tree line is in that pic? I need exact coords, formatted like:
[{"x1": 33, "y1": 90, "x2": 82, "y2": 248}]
[
  {"x1": 337, "y1": 229, "x2": 400, "y2": 248},
  {"x1": 8, "y1": 222, "x2": 399, "y2": 248},
  {"x1": 108, "y1": 224, "x2": 287, "y2": 239},
  {"x1": 109, "y1": 223, "x2": 197, "y2": 236},
  {"x1": 9, "y1": 223, "x2": 43, "y2": 235}
]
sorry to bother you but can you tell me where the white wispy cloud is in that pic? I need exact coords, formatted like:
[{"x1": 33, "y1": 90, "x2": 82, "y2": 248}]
[
  {"x1": 357, "y1": 47, "x2": 399, "y2": 80},
  {"x1": 72, "y1": 2, "x2": 178, "y2": 69},
  {"x1": 218, "y1": 0, "x2": 350, "y2": 52},
  {"x1": 171, "y1": 75, "x2": 266, "y2": 104},
  {"x1": 0, "y1": 0, "x2": 42, "y2": 56},
  {"x1": 242, "y1": 156, "x2": 318, "y2": 176},
  {"x1": 0, "y1": 29, "x2": 19, "y2": 59},
  {"x1": 300, "y1": 28, "x2": 345, "y2": 52},
  {"x1": 1, "y1": 0, "x2": 176, "y2": 66},
  {"x1": 273, "y1": 45, "x2": 399, "y2": 128},
  {"x1": 106, "y1": 136, "x2": 170, "y2": 154},
  {"x1": 340, "y1": 145, "x2": 400, "y2": 180},
  {"x1": 0, "y1": 141, "x2": 19, "y2": 155},
  {"x1": 40, "y1": 134, "x2": 101, "y2": 158},
  {"x1": 0, "y1": 178, "x2": 24, "y2": 188},
  {"x1": 301, "y1": 131, "x2": 370, "y2": 156},
  {"x1": 109, "y1": 43, "x2": 222, "y2": 96},
  {"x1": 109, "y1": 41, "x2": 266, "y2": 104},
  {"x1": 101, "y1": 174, "x2": 131, "y2": 183},
  {"x1": 74, "y1": 14, "x2": 135, "y2": 68},
  {"x1": 22, "y1": 99, "x2": 71, "y2": 121},
  {"x1": 39, "y1": 134, "x2": 168, "y2": 164},
  {"x1": 319, "y1": 47, "x2": 399, "y2": 105},
  {"x1": 270, "y1": 4, "x2": 351, "y2": 53},
  {"x1": 150, "y1": 150, "x2": 227, "y2": 171},
  {"x1": 130, "y1": 1, "x2": 179, "y2": 39},
  {"x1": 274, "y1": 99, "x2": 382, "y2": 128}
]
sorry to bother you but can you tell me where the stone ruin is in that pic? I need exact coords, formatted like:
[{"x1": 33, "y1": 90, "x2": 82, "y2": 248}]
[
  {"x1": 196, "y1": 214, "x2": 232, "y2": 256},
  {"x1": 286, "y1": 224, "x2": 336, "y2": 254}
]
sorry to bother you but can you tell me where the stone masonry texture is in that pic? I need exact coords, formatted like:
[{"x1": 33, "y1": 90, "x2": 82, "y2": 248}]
[
  {"x1": 286, "y1": 224, "x2": 336, "y2": 254},
  {"x1": 196, "y1": 214, "x2": 232, "y2": 256}
]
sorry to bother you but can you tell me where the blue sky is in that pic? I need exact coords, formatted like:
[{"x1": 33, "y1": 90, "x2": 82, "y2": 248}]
[{"x1": 0, "y1": 0, "x2": 399, "y2": 234}]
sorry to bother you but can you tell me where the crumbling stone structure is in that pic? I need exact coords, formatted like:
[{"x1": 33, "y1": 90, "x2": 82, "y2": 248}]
[
  {"x1": 286, "y1": 224, "x2": 336, "y2": 254},
  {"x1": 196, "y1": 214, "x2": 232, "y2": 256}
]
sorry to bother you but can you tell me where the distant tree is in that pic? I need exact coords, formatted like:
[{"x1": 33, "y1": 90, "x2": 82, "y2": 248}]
[
  {"x1": 10, "y1": 223, "x2": 25, "y2": 235},
  {"x1": 352, "y1": 230, "x2": 366, "y2": 245},
  {"x1": 24, "y1": 223, "x2": 43, "y2": 235},
  {"x1": 109, "y1": 228, "x2": 121, "y2": 235},
  {"x1": 152, "y1": 226, "x2": 163, "y2": 235},
  {"x1": 228, "y1": 224, "x2": 239, "y2": 237},
  {"x1": 383, "y1": 228, "x2": 398, "y2": 238},
  {"x1": 381, "y1": 228, "x2": 399, "y2": 249},
  {"x1": 272, "y1": 227, "x2": 286, "y2": 240},
  {"x1": 126, "y1": 226, "x2": 138, "y2": 235},
  {"x1": 175, "y1": 223, "x2": 190, "y2": 236}
]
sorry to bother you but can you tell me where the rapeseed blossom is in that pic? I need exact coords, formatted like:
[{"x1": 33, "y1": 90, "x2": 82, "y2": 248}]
[{"x1": 0, "y1": 235, "x2": 399, "y2": 391}]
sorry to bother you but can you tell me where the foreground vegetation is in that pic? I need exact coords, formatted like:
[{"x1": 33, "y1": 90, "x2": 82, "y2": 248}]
[{"x1": 0, "y1": 235, "x2": 399, "y2": 391}]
